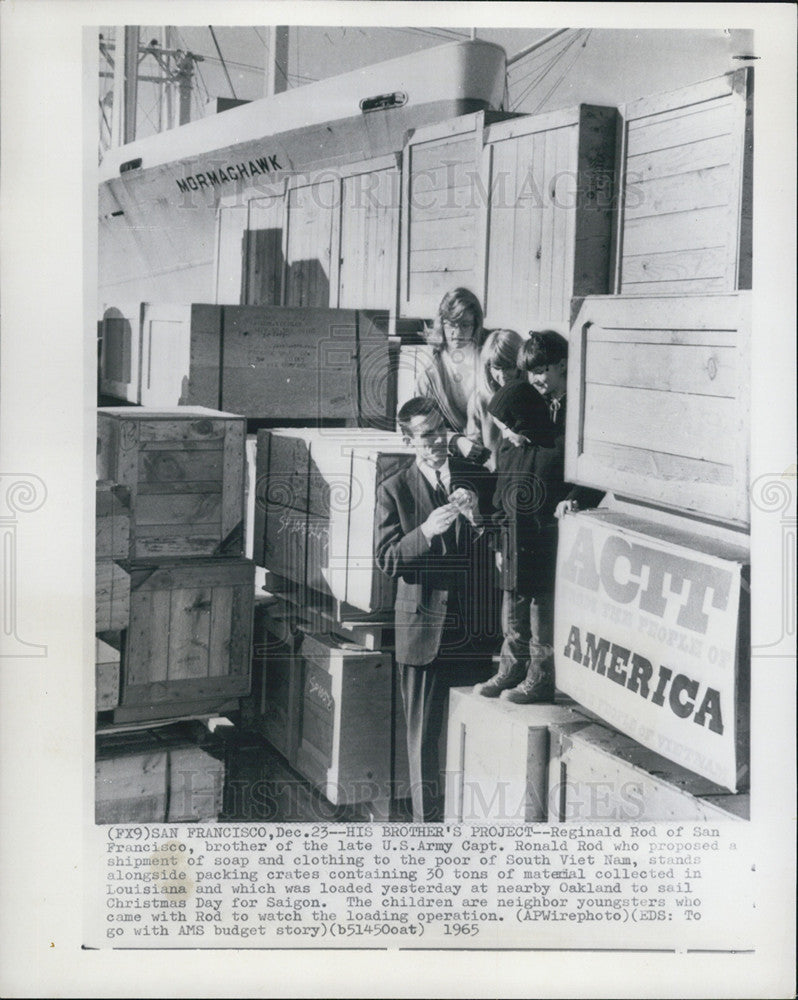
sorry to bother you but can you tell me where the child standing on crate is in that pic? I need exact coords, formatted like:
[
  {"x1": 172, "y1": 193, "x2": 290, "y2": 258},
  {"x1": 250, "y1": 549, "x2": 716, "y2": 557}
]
[{"x1": 475, "y1": 359, "x2": 602, "y2": 703}]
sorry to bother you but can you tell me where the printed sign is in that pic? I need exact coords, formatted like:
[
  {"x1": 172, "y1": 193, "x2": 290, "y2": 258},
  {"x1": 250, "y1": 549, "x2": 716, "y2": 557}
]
[{"x1": 555, "y1": 512, "x2": 744, "y2": 791}]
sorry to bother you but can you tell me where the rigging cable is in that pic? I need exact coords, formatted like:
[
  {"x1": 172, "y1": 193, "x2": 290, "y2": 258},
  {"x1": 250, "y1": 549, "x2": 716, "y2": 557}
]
[
  {"x1": 510, "y1": 47, "x2": 572, "y2": 107},
  {"x1": 530, "y1": 28, "x2": 591, "y2": 114},
  {"x1": 509, "y1": 32, "x2": 581, "y2": 108},
  {"x1": 252, "y1": 26, "x2": 291, "y2": 89},
  {"x1": 209, "y1": 25, "x2": 238, "y2": 99},
  {"x1": 510, "y1": 30, "x2": 584, "y2": 111},
  {"x1": 508, "y1": 30, "x2": 578, "y2": 89}
]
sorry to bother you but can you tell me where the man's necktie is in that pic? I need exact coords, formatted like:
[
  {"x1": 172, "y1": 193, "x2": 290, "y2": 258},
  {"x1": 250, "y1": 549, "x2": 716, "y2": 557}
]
[
  {"x1": 434, "y1": 469, "x2": 449, "y2": 507},
  {"x1": 434, "y1": 469, "x2": 461, "y2": 550},
  {"x1": 549, "y1": 396, "x2": 561, "y2": 424}
]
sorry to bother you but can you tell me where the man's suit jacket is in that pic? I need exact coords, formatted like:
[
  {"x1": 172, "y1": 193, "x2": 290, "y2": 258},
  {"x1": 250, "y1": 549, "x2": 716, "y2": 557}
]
[{"x1": 375, "y1": 457, "x2": 495, "y2": 666}]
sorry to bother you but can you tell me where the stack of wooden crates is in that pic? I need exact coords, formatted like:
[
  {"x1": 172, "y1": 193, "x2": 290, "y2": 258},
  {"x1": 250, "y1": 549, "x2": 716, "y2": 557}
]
[
  {"x1": 95, "y1": 405, "x2": 256, "y2": 823},
  {"x1": 250, "y1": 427, "x2": 417, "y2": 815}
]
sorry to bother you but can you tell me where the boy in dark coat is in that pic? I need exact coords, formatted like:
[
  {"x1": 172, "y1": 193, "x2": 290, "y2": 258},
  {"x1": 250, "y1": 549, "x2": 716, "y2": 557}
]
[{"x1": 475, "y1": 375, "x2": 602, "y2": 703}]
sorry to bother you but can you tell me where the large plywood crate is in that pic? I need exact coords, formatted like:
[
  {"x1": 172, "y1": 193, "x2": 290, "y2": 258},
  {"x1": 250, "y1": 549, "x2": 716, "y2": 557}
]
[
  {"x1": 480, "y1": 104, "x2": 618, "y2": 330},
  {"x1": 254, "y1": 428, "x2": 413, "y2": 612},
  {"x1": 444, "y1": 688, "x2": 581, "y2": 823},
  {"x1": 97, "y1": 406, "x2": 246, "y2": 559},
  {"x1": 96, "y1": 725, "x2": 224, "y2": 824},
  {"x1": 567, "y1": 293, "x2": 751, "y2": 525},
  {"x1": 399, "y1": 106, "x2": 618, "y2": 327},
  {"x1": 554, "y1": 509, "x2": 750, "y2": 793},
  {"x1": 119, "y1": 558, "x2": 255, "y2": 722},
  {"x1": 616, "y1": 69, "x2": 752, "y2": 296},
  {"x1": 294, "y1": 631, "x2": 392, "y2": 806},
  {"x1": 186, "y1": 305, "x2": 392, "y2": 426},
  {"x1": 548, "y1": 720, "x2": 750, "y2": 823}
]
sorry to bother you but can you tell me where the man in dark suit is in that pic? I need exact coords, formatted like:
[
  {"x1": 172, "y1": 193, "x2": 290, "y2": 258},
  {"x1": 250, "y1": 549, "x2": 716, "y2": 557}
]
[{"x1": 375, "y1": 397, "x2": 495, "y2": 822}]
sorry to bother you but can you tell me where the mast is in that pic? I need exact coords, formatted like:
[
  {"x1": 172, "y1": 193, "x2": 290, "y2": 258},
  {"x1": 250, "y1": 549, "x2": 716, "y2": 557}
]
[
  {"x1": 264, "y1": 25, "x2": 289, "y2": 97},
  {"x1": 101, "y1": 27, "x2": 202, "y2": 153},
  {"x1": 110, "y1": 26, "x2": 139, "y2": 147}
]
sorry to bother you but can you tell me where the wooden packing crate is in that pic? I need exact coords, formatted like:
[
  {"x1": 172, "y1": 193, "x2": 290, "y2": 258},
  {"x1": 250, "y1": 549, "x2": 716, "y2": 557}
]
[
  {"x1": 249, "y1": 597, "x2": 408, "y2": 800},
  {"x1": 444, "y1": 688, "x2": 581, "y2": 823},
  {"x1": 554, "y1": 509, "x2": 750, "y2": 792},
  {"x1": 294, "y1": 630, "x2": 392, "y2": 806},
  {"x1": 96, "y1": 725, "x2": 224, "y2": 824},
  {"x1": 96, "y1": 559, "x2": 130, "y2": 632},
  {"x1": 97, "y1": 406, "x2": 246, "y2": 560},
  {"x1": 96, "y1": 481, "x2": 131, "y2": 560},
  {"x1": 567, "y1": 293, "x2": 751, "y2": 525},
  {"x1": 96, "y1": 633, "x2": 121, "y2": 711},
  {"x1": 547, "y1": 720, "x2": 750, "y2": 823},
  {"x1": 263, "y1": 572, "x2": 394, "y2": 651},
  {"x1": 186, "y1": 304, "x2": 392, "y2": 426},
  {"x1": 254, "y1": 428, "x2": 413, "y2": 613},
  {"x1": 399, "y1": 107, "x2": 617, "y2": 325},
  {"x1": 120, "y1": 558, "x2": 255, "y2": 722},
  {"x1": 250, "y1": 599, "x2": 304, "y2": 764},
  {"x1": 616, "y1": 70, "x2": 752, "y2": 296}
]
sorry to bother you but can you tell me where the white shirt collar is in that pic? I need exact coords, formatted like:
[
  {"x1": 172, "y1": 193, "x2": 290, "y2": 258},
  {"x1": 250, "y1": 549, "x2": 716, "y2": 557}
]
[{"x1": 416, "y1": 459, "x2": 451, "y2": 492}]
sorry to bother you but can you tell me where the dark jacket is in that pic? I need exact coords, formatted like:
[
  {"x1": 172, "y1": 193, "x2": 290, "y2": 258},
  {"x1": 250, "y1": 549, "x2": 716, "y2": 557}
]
[
  {"x1": 375, "y1": 456, "x2": 496, "y2": 665},
  {"x1": 492, "y1": 396, "x2": 603, "y2": 593}
]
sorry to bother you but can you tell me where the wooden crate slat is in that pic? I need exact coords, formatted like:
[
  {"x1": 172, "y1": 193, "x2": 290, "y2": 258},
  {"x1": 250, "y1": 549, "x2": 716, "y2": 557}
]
[
  {"x1": 184, "y1": 304, "x2": 224, "y2": 408},
  {"x1": 626, "y1": 132, "x2": 733, "y2": 184},
  {"x1": 168, "y1": 586, "x2": 213, "y2": 681},
  {"x1": 132, "y1": 533, "x2": 223, "y2": 559},
  {"x1": 622, "y1": 204, "x2": 732, "y2": 257},
  {"x1": 585, "y1": 338, "x2": 736, "y2": 397},
  {"x1": 625, "y1": 164, "x2": 733, "y2": 221},
  {"x1": 222, "y1": 419, "x2": 246, "y2": 542},
  {"x1": 136, "y1": 480, "x2": 223, "y2": 496},
  {"x1": 122, "y1": 675, "x2": 250, "y2": 705},
  {"x1": 208, "y1": 585, "x2": 234, "y2": 678},
  {"x1": 137, "y1": 448, "x2": 224, "y2": 482},
  {"x1": 135, "y1": 491, "x2": 222, "y2": 527},
  {"x1": 625, "y1": 98, "x2": 734, "y2": 156},
  {"x1": 583, "y1": 438, "x2": 734, "y2": 488},
  {"x1": 584, "y1": 382, "x2": 736, "y2": 464},
  {"x1": 230, "y1": 582, "x2": 254, "y2": 676}
]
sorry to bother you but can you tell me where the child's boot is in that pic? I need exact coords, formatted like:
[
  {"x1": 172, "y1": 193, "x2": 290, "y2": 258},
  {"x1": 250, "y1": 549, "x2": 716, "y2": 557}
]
[
  {"x1": 473, "y1": 659, "x2": 527, "y2": 698},
  {"x1": 500, "y1": 656, "x2": 555, "y2": 704}
]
